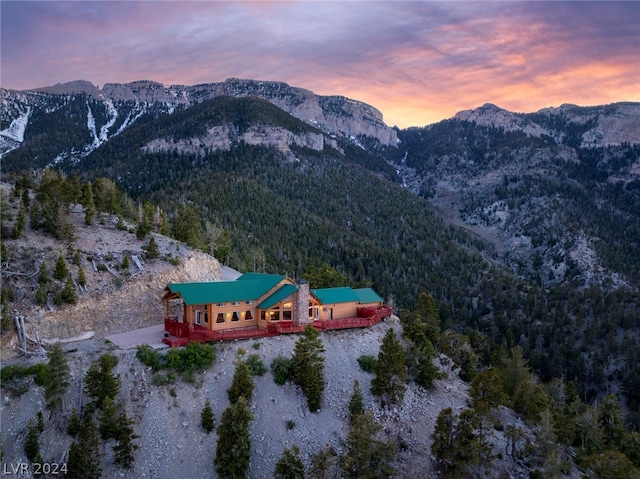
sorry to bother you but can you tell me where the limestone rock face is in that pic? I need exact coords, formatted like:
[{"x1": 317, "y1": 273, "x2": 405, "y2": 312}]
[{"x1": 91, "y1": 78, "x2": 397, "y2": 146}]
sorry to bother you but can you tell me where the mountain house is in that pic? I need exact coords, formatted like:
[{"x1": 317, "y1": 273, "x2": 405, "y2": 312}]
[{"x1": 162, "y1": 273, "x2": 391, "y2": 346}]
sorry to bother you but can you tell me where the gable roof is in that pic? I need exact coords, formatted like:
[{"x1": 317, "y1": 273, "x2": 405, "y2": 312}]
[
  {"x1": 167, "y1": 273, "x2": 285, "y2": 305},
  {"x1": 353, "y1": 288, "x2": 383, "y2": 303},
  {"x1": 257, "y1": 283, "x2": 298, "y2": 309},
  {"x1": 311, "y1": 287, "x2": 360, "y2": 304}
]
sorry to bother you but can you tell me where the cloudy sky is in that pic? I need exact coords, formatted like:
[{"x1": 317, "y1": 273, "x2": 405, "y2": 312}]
[{"x1": 2, "y1": 1, "x2": 638, "y2": 128}]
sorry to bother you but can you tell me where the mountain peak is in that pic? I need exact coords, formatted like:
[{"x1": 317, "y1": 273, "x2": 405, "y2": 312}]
[{"x1": 33, "y1": 80, "x2": 101, "y2": 98}]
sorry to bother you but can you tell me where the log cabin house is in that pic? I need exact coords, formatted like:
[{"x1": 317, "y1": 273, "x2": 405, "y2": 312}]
[{"x1": 162, "y1": 273, "x2": 391, "y2": 346}]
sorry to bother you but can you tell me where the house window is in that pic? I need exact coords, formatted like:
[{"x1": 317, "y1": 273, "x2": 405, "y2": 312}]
[
  {"x1": 216, "y1": 303, "x2": 226, "y2": 307},
  {"x1": 195, "y1": 310, "x2": 202, "y2": 325},
  {"x1": 260, "y1": 310, "x2": 266, "y2": 321},
  {"x1": 245, "y1": 300, "x2": 254, "y2": 305},
  {"x1": 216, "y1": 313, "x2": 225, "y2": 323},
  {"x1": 231, "y1": 311, "x2": 240, "y2": 322},
  {"x1": 245, "y1": 310, "x2": 253, "y2": 321},
  {"x1": 269, "y1": 308, "x2": 280, "y2": 321},
  {"x1": 231, "y1": 301, "x2": 240, "y2": 306},
  {"x1": 204, "y1": 312, "x2": 209, "y2": 324}
]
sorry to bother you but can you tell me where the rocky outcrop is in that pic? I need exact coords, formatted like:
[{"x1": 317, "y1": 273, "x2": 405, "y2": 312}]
[{"x1": 141, "y1": 124, "x2": 336, "y2": 157}]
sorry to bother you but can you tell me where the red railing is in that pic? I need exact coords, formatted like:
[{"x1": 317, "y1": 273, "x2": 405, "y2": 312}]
[
  {"x1": 163, "y1": 305, "x2": 392, "y2": 346},
  {"x1": 164, "y1": 316, "x2": 189, "y2": 338}
]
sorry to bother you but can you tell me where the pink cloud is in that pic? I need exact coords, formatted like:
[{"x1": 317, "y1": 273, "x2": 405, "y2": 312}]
[{"x1": 1, "y1": 1, "x2": 638, "y2": 128}]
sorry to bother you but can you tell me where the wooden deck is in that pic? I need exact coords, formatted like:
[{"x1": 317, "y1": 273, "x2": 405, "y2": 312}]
[{"x1": 162, "y1": 305, "x2": 393, "y2": 347}]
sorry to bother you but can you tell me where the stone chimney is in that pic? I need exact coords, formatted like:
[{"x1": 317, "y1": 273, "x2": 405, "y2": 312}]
[{"x1": 294, "y1": 279, "x2": 310, "y2": 327}]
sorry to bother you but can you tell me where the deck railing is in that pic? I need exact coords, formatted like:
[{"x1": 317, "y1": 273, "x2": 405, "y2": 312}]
[{"x1": 163, "y1": 305, "x2": 393, "y2": 346}]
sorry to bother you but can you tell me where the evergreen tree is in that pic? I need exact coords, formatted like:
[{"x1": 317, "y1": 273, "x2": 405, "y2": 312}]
[
  {"x1": 512, "y1": 379, "x2": 550, "y2": 423},
  {"x1": 291, "y1": 325, "x2": 325, "y2": 412},
  {"x1": 113, "y1": 412, "x2": 138, "y2": 469},
  {"x1": 274, "y1": 445, "x2": 305, "y2": 479},
  {"x1": 84, "y1": 353, "x2": 121, "y2": 408},
  {"x1": 43, "y1": 342, "x2": 70, "y2": 411},
  {"x1": 439, "y1": 329, "x2": 478, "y2": 382},
  {"x1": 432, "y1": 408, "x2": 491, "y2": 479},
  {"x1": 339, "y1": 411, "x2": 396, "y2": 479},
  {"x1": 53, "y1": 254, "x2": 69, "y2": 281},
  {"x1": 83, "y1": 182, "x2": 96, "y2": 225},
  {"x1": 77, "y1": 265, "x2": 87, "y2": 288},
  {"x1": 308, "y1": 446, "x2": 338, "y2": 479},
  {"x1": 172, "y1": 204, "x2": 203, "y2": 249},
  {"x1": 501, "y1": 346, "x2": 532, "y2": 397},
  {"x1": 36, "y1": 411, "x2": 44, "y2": 432},
  {"x1": 228, "y1": 361, "x2": 255, "y2": 404},
  {"x1": 98, "y1": 396, "x2": 118, "y2": 440},
  {"x1": 24, "y1": 419, "x2": 40, "y2": 462},
  {"x1": 470, "y1": 368, "x2": 508, "y2": 416},
  {"x1": 201, "y1": 398, "x2": 215, "y2": 434},
  {"x1": 431, "y1": 407, "x2": 455, "y2": 467},
  {"x1": 143, "y1": 236, "x2": 160, "y2": 259},
  {"x1": 38, "y1": 262, "x2": 49, "y2": 285},
  {"x1": 67, "y1": 408, "x2": 81, "y2": 436},
  {"x1": 67, "y1": 410, "x2": 101, "y2": 479},
  {"x1": 12, "y1": 203, "x2": 26, "y2": 239},
  {"x1": 415, "y1": 291, "x2": 440, "y2": 343},
  {"x1": 1, "y1": 291, "x2": 12, "y2": 333},
  {"x1": 58, "y1": 275, "x2": 77, "y2": 304},
  {"x1": 215, "y1": 396, "x2": 253, "y2": 479},
  {"x1": 371, "y1": 328, "x2": 407, "y2": 407},
  {"x1": 348, "y1": 380, "x2": 365, "y2": 421}
]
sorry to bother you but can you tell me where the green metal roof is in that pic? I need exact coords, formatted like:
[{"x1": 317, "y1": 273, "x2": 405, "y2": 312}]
[
  {"x1": 311, "y1": 287, "x2": 360, "y2": 304},
  {"x1": 167, "y1": 274, "x2": 285, "y2": 305},
  {"x1": 353, "y1": 288, "x2": 383, "y2": 304},
  {"x1": 257, "y1": 284, "x2": 298, "y2": 309}
]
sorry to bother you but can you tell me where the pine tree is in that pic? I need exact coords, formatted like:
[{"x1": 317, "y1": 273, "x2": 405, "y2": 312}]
[
  {"x1": 470, "y1": 368, "x2": 508, "y2": 416},
  {"x1": 432, "y1": 407, "x2": 455, "y2": 468},
  {"x1": 77, "y1": 265, "x2": 87, "y2": 288},
  {"x1": 339, "y1": 411, "x2": 396, "y2": 479},
  {"x1": 24, "y1": 419, "x2": 40, "y2": 462},
  {"x1": 348, "y1": 380, "x2": 365, "y2": 421},
  {"x1": 228, "y1": 361, "x2": 255, "y2": 404},
  {"x1": 59, "y1": 275, "x2": 77, "y2": 304},
  {"x1": 432, "y1": 408, "x2": 491, "y2": 479},
  {"x1": 215, "y1": 396, "x2": 253, "y2": 479},
  {"x1": 274, "y1": 445, "x2": 305, "y2": 479},
  {"x1": 38, "y1": 262, "x2": 49, "y2": 285},
  {"x1": 113, "y1": 412, "x2": 138, "y2": 469},
  {"x1": 44, "y1": 343, "x2": 70, "y2": 411},
  {"x1": 67, "y1": 408, "x2": 81, "y2": 436},
  {"x1": 308, "y1": 446, "x2": 338, "y2": 479},
  {"x1": 84, "y1": 354, "x2": 121, "y2": 408},
  {"x1": 67, "y1": 410, "x2": 101, "y2": 479},
  {"x1": 143, "y1": 236, "x2": 159, "y2": 259},
  {"x1": 98, "y1": 396, "x2": 118, "y2": 440},
  {"x1": 291, "y1": 325, "x2": 325, "y2": 412},
  {"x1": 83, "y1": 182, "x2": 96, "y2": 226},
  {"x1": 201, "y1": 398, "x2": 215, "y2": 434},
  {"x1": 371, "y1": 328, "x2": 407, "y2": 407},
  {"x1": 12, "y1": 203, "x2": 26, "y2": 239},
  {"x1": 415, "y1": 291, "x2": 440, "y2": 343},
  {"x1": 53, "y1": 254, "x2": 69, "y2": 281}
]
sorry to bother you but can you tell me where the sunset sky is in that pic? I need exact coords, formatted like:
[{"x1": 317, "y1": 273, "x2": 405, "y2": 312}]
[{"x1": 2, "y1": 1, "x2": 639, "y2": 128}]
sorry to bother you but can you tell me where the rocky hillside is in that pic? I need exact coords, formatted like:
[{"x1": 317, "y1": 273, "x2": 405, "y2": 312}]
[
  {"x1": 389, "y1": 102, "x2": 640, "y2": 289},
  {"x1": 0, "y1": 180, "x2": 222, "y2": 361}
]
